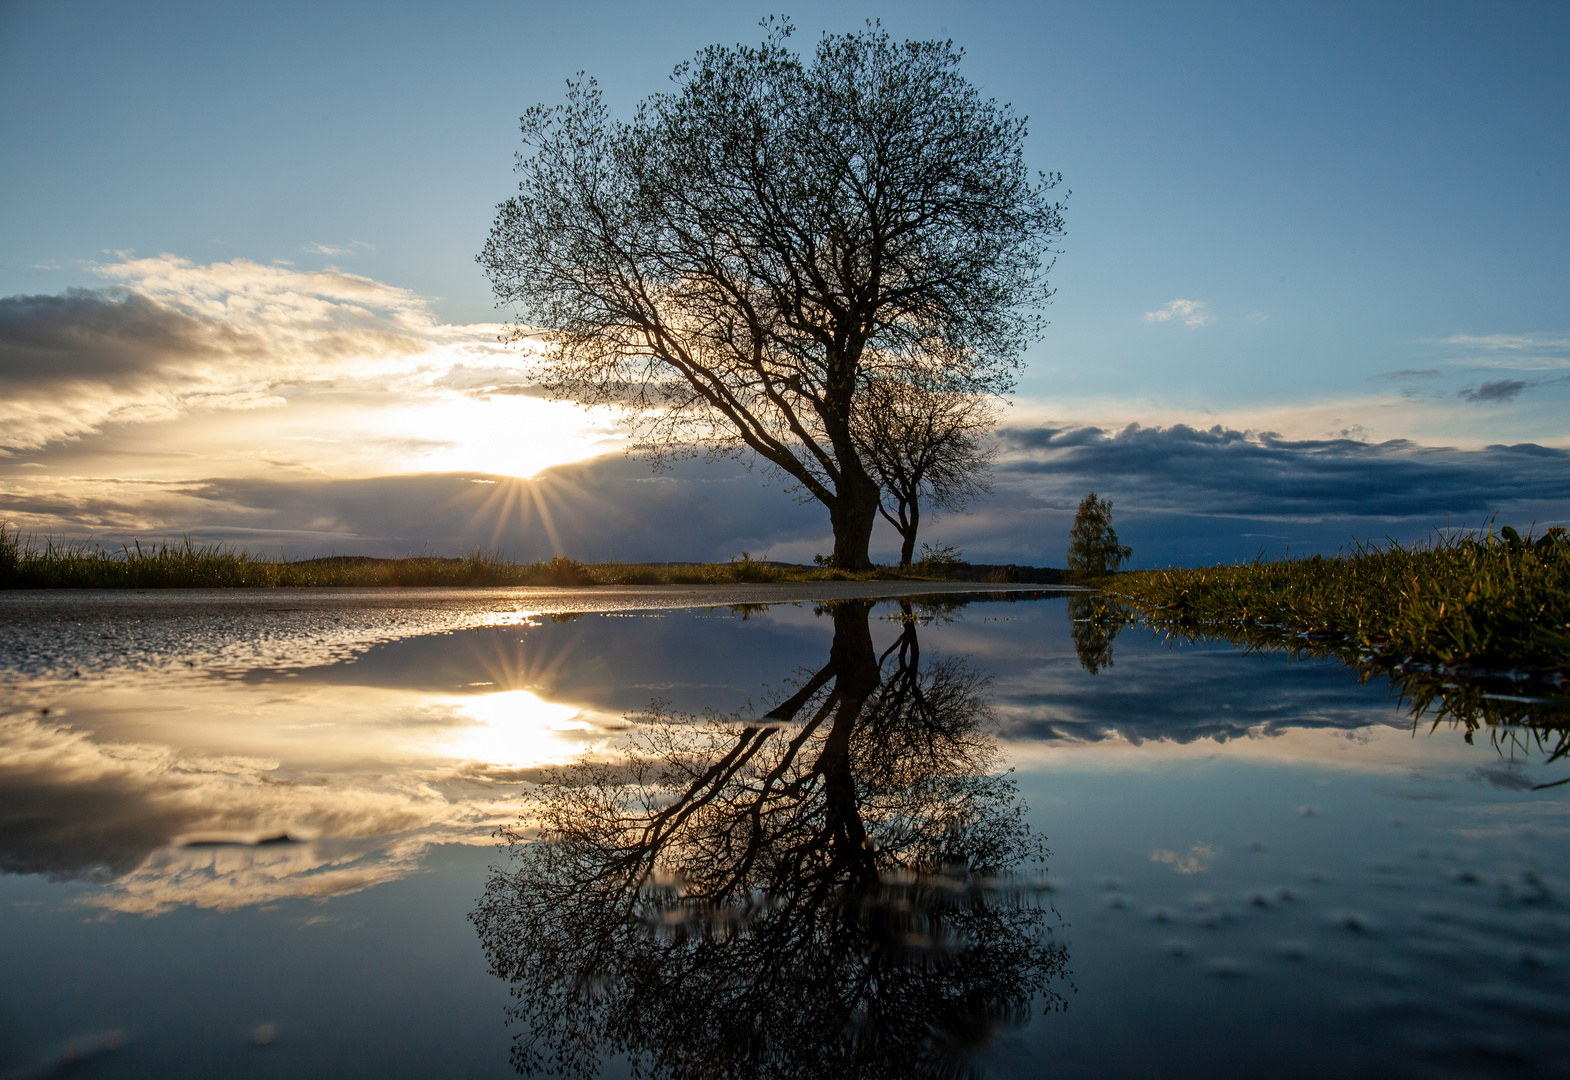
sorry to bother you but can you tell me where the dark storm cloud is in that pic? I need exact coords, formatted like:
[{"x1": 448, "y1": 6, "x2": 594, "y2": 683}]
[
  {"x1": 1459, "y1": 379, "x2": 1527, "y2": 403},
  {"x1": 995, "y1": 423, "x2": 1570, "y2": 519},
  {"x1": 27, "y1": 452, "x2": 822, "y2": 561},
  {"x1": 0, "y1": 288, "x2": 252, "y2": 385},
  {"x1": 0, "y1": 265, "x2": 492, "y2": 453},
  {"x1": 7, "y1": 425, "x2": 1566, "y2": 567}
]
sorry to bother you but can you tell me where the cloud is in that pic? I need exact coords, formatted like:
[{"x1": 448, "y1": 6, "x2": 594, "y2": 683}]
[
  {"x1": 994, "y1": 422, "x2": 1570, "y2": 520},
  {"x1": 1143, "y1": 299, "x2": 1213, "y2": 328},
  {"x1": 0, "y1": 455, "x2": 828, "y2": 562},
  {"x1": 304, "y1": 240, "x2": 376, "y2": 256},
  {"x1": 432, "y1": 362, "x2": 552, "y2": 398},
  {"x1": 1459, "y1": 379, "x2": 1527, "y2": 403},
  {"x1": 1440, "y1": 333, "x2": 1570, "y2": 352},
  {"x1": 0, "y1": 288, "x2": 284, "y2": 450},
  {"x1": 0, "y1": 255, "x2": 524, "y2": 453},
  {"x1": 4, "y1": 257, "x2": 1563, "y2": 568},
  {"x1": 0, "y1": 288, "x2": 258, "y2": 385},
  {"x1": 1436, "y1": 332, "x2": 1570, "y2": 371},
  {"x1": 7, "y1": 422, "x2": 1565, "y2": 569}
]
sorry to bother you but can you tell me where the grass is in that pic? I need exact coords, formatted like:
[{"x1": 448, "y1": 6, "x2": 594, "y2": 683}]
[
  {"x1": 1097, "y1": 525, "x2": 1570, "y2": 763},
  {"x1": 1104, "y1": 525, "x2": 1570, "y2": 673},
  {"x1": 0, "y1": 526, "x2": 929, "y2": 589}
]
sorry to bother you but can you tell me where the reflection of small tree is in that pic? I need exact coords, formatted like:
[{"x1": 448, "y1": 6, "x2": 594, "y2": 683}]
[
  {"x1": 1065, "y1": 593, "x2": 1128, "y2": 675},
  {"x1": 852, "y1": 382, "x2": 997, "y2": 567},
  {"x1": 472, "y1": 601, "x2": 1067, "y2": 1080},
  {"x1": 1066, "y1": 492, "x2": 1132, "y2": 581}
]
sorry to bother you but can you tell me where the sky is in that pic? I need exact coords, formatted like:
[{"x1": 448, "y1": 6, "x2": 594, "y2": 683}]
[{"x1": 1, "y1": 0, "x2": 1567, "y2": 566}]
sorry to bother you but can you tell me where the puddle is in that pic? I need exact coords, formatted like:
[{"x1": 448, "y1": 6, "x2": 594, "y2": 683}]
[{"x1": 0, "y1": 588, "x2": 1564, "y2": 1078}]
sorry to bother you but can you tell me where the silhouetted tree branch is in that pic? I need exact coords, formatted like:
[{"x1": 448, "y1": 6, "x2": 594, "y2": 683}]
[
  {"x1": 480, "y1": 20, "x2": 1064, "y2": 568},
  {"x1": 853, "y1": 382, "x2": 997, "y2": 566}
]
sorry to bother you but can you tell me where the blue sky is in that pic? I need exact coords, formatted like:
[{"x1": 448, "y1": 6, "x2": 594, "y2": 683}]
[{"x1": 1, "y1": 1, "x2": 1566, "y2": 564}]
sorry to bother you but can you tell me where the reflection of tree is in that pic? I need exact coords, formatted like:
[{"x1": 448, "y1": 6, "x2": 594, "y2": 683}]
[
  {"x1": 1066, "y1": 593, "x2": 1128, "y2": 675},
  {"x1": 1136, "y1": 612, "x2": 1570, "y2": 786},
  {"x1": 473, "y1": 600, "x2": 1066, "y2": 1080}
]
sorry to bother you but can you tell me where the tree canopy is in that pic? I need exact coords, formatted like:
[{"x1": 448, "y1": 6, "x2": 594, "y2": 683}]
[{"x1": 480, "y1": 19, "x2": 1063, "y2": 567}]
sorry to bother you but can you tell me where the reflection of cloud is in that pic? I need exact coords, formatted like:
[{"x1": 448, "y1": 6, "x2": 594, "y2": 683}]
[
  {"x1": 0, "y1": 684, "x2": 607, "y2": 914},
  {"x1": 1152, "y1": 843, "x2": 1216, "y2": 874},
  {"x1": 1143, "y1": 299, "x2": 1212, "y2": 328},
  {"x1": 427, "y1": 690, "x2": 600, "y2": 767},
  {"x1": 993, "y1": 652, "x2": 1399, "y2": 746},
  {"x1": 1451, "y1": 800, "x2": 1570, "y2": 840},
  {"x1": 87, "y1": 837, "x2": 434, "y2": 916},
  {"x1": 0, "y1": 711, "x2": 450, "y2": 880}
]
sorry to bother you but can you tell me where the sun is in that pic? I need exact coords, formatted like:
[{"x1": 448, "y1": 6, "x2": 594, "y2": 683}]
[{"x1": 381, "y1": 392, "x2": 624, "y2": 479}]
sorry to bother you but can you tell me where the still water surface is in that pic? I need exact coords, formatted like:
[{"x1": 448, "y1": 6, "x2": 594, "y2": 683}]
[{"x1": 1, "y1": 585, "x2": 1565, "y2": 1079}]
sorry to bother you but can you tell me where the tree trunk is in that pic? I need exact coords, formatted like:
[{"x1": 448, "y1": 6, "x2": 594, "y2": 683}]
[
  {"x1": 899, "y1": 500, "x2": 920, "y2": 568},
  {"x1": 829, "y1": 468, "x2": 882, "y2": 570},
  {"x1": 823, "y1": 350, "x2": 881, "y2": 569}
]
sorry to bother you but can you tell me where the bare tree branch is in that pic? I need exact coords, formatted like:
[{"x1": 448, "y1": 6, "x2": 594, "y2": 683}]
[{"x1": 853, "y1": 381, "x2": 997, "y2": 566}]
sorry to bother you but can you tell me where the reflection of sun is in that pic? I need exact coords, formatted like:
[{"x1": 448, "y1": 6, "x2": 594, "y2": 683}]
[{"x1": 440, "y1": 689, "x2": 593, "y2": 766}]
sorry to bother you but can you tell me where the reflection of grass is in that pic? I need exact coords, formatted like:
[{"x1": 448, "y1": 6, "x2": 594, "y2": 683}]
[
  {"x1": 1102, "y1": 527, "x2": 1570, "y2": 773},
  {"x1": 0, "y1": 526, "x2": 913, "y2": 588}
]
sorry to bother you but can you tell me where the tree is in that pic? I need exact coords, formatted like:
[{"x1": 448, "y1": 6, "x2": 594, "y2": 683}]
[
  {"x1": 852, "y1": 381, "x2": 996, "y2": 567},
  {"x1": 1065, "y1": 492, "x2": 1131, "y2": 580},
  {"x1": 479, "y1": 20, "x2": 1064, "y2": 569}
]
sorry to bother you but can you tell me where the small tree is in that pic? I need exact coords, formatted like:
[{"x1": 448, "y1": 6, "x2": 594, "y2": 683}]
[
  {"x1": 852, "y1": 381, "x2": 996, "y2": 567},
  {"x1": 479, "y1": 20, "x2": 1064, "y2": 569},
  {"x1": 1066, "y1": 492, "x2": 1131, "y2": 580}
]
